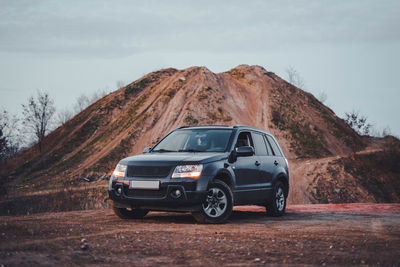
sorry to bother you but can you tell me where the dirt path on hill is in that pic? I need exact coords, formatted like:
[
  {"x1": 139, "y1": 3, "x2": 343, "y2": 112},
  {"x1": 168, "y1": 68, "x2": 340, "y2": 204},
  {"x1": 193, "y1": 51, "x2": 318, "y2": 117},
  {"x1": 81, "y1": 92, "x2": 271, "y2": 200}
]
[
  {"x1": 1, "y1": 204, "x2": 399, "y2": 266},
  {"x1": 287, "y1": 147, "x2": 384, "y2": 204}
]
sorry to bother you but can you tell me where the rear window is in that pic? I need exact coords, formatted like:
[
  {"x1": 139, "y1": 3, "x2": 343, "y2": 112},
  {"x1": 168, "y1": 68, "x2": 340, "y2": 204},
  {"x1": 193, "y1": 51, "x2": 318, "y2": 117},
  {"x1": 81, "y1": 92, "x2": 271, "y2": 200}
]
[{"x1": 265, "y1": 135, "x2": 283, "y2": 157}]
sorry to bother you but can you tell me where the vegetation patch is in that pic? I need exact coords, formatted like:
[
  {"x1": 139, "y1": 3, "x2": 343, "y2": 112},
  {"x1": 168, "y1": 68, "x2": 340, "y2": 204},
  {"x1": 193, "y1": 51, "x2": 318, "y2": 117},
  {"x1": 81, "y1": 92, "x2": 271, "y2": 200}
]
[
  {"x1": 340, "y1": 141, "x2": 400, "y2": 202},
  {"x1": 184, "y1": 114, "x2": 199, "y2": 125},
  {"x1": 124, "y1": 78, "x2": 152, "y2": 98},
  {"x1": 124, "y1": 69, "x2": 169, "y2": 99},
  {"x1": 94, "y1": 136, "x2": 133, "y2": 173},
  {"x1": 206, "y1": 112, "x2": 217, "y2": 121},
  {"x1": 163, "y1": 87, "x2": 177, "y2": 98},
  {"x1": 226, "y1": 69, "x2": 245, "y2": 79},
  {"x1": 197, "y1": 86, "x2": 213, "y2": 101},
  {"x1": 270, "y1": 93, "x2": 331, "y2": 158},
  {"x1": 29, "y1": 115, "x2": 100, "y2": 174},
  {"x1": 205, "y1": 107, "x2": 232, "y2": 122}
]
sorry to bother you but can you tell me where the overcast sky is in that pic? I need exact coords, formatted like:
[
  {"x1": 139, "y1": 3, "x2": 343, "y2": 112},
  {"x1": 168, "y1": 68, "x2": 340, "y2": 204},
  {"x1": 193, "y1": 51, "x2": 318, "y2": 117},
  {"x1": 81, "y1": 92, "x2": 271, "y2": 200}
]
[{"x1": 1, "y1": 0, "x2": 399, "y2": 136}]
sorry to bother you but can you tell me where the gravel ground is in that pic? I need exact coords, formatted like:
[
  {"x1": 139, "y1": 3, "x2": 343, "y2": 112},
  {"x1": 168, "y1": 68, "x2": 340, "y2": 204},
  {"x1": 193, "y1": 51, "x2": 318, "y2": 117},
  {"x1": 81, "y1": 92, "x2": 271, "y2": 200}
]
[{"x1": 1, "y1": 204, "x2": 399, "y2": 266}]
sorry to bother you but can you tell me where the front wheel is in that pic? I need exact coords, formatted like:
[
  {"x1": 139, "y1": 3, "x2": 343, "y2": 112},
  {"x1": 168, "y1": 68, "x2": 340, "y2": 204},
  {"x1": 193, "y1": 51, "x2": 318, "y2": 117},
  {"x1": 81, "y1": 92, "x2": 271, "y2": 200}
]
[
  {"x1": 192, "y1": 180, "x2": 233, "y2": 224},
  {"x1": 266, "y1": 181, "x2": 287, "y2": 217},
  {"x1": 113, "y1": 206, "x2": 149, "y2": 219}
]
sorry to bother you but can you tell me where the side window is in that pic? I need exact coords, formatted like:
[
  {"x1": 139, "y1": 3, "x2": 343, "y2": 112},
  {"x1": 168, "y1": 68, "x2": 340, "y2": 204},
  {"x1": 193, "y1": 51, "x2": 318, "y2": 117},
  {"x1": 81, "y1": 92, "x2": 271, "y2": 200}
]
[
  {"x1": 252, "y1": 132, "x2": 268, "y2": 156},
  {"x1": 235, "y1": 132, "x2": 254, "y2": 148},
  {"x1": 266, "y1": 135, "x2": 283, "y2": 157},
  {"x1": 262, "y1": 135, "x2": 273, "y2": 155}
]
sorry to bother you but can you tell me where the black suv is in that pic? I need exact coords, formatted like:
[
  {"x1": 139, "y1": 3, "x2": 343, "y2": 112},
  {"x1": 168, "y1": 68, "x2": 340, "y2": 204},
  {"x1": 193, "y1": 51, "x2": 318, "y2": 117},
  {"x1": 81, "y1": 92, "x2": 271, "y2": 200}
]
[{"x1": 108, "y1": 125, "x2": 289, "y2": 223}]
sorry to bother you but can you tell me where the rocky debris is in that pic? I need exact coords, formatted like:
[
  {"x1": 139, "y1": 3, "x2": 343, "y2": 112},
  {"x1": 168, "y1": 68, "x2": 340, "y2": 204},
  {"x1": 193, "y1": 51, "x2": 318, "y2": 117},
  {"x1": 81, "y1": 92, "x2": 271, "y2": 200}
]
[
  {"x1": 80, "y1": 238, "x2": 89, "y2": 250},
  {"x1": 78, "y1": 174, "x2": 109, "y2": 183}
]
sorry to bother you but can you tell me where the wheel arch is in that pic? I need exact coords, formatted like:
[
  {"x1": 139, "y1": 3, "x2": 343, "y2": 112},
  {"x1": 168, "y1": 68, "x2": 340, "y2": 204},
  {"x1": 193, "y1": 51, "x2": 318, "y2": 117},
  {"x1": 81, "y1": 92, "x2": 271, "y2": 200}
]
[
  {"x1": 276, "y1": 173, "x2": 289, "y2": 198},
  {"x1": 212, "y1": 170, "x2": 234, "y2": 188}
]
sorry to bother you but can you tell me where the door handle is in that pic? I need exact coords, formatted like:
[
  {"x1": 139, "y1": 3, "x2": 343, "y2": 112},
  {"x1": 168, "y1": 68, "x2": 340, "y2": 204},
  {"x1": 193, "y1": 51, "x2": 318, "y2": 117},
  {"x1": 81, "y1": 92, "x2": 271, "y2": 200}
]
[
  {"x1": 274, "y1": 160, "x2": 279, "y2": 166},
  {"x1": 255, "y1": 161, "x2": 261, "y2": 166}
]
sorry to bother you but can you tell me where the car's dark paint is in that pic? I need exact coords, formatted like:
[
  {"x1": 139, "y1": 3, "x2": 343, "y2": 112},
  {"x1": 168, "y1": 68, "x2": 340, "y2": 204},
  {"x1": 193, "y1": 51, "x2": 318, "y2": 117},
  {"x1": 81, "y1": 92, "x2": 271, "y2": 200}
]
[{"x1": 108, "y1": 125, "x2": 289, "y2": 219}]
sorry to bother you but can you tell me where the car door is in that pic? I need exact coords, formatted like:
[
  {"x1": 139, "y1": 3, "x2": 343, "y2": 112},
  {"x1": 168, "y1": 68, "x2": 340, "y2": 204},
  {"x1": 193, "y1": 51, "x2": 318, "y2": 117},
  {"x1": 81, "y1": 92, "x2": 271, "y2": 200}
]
[
  {"x1": 265, "y1": 134, "x2": 285, "y2": 167},
  {"x1": 232, "y1": 131, "x2": 261, "y2": 190},
  {"x1": 251, "y1": 132, "x2": 274, "y2": 191}
]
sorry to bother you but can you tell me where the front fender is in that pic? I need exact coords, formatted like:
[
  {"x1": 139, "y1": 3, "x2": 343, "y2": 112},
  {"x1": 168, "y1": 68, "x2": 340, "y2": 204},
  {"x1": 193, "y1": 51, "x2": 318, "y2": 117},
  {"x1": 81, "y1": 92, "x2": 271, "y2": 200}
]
[{"x1": 198, "y1": 161, "x2": 235, "y2": 189}]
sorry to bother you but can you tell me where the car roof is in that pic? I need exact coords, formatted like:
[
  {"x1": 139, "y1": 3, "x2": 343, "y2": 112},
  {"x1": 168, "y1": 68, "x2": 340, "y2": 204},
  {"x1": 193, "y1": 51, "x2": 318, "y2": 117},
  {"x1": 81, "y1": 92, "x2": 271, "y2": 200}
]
[{"x1": 177, "y1": 125, "x2": 271, "y2": 135}]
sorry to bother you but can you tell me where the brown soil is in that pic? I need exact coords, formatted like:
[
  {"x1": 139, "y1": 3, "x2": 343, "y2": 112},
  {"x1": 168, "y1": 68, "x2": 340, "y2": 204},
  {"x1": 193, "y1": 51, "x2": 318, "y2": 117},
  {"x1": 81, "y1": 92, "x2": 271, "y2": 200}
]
[
  {"x1": 1, "y1": 204, "x2": 399, "y2": 266},
  {"x1": 5, "y1": 65, "x2": 367, "y2": 198}
]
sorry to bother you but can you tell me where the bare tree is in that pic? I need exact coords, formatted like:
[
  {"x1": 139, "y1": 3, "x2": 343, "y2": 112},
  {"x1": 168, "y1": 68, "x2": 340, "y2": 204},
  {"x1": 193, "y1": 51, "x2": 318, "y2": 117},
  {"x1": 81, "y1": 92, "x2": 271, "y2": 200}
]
[
  {"x1": 74, "y1": 94, "x2": 90, "y2": 114},
  {"x1": 116, "y1": 80, "x2": 125, "y2": 89},
  {"x1": 0, "y1": 128, "x2": 6, "y2": 162},
  {"x1": 90, "y1": 90, "x2": 107, "y2": 104},
  {"x1": 344, "y1": 110, "x2": 372, "y2": 136},
  {"x1": 22, "y1": 90, "x2": 56, "y2": 153},
  {"x1": 286, "y1": 66, "x2": 305, "y2": 89},
  {"x1": 382, "y1": 126, "x2": 392, "y2": 137},
  {"x1": 317, "y1": 91, "x2": 328, "y2": 104},
  {"x1": 0, "y1": 109, "x2": 22, "y2": 160},
  {"x1": 57, "y1": 108, "x2": 73, "y2": 126}
]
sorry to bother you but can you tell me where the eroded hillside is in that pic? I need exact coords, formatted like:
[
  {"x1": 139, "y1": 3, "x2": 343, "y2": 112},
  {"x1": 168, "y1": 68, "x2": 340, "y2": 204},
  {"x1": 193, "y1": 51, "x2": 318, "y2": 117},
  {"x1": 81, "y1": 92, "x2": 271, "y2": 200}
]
[{"x1": 3, "y1": 65, "x2": 398, "y2": 205}]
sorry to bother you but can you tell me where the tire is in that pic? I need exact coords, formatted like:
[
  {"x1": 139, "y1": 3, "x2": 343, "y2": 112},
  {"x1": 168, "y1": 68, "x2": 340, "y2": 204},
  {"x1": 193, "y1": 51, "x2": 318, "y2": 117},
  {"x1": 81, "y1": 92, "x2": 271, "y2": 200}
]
[
  {"x1": 113, "y1": 206, "x2": 149, "y2": 219},
  {"x1": 192, "y1": 180, "x2": 233, "y2": 224},
  {"x1": 266, "y1": 181, "x2": 287, "y2": 217}
]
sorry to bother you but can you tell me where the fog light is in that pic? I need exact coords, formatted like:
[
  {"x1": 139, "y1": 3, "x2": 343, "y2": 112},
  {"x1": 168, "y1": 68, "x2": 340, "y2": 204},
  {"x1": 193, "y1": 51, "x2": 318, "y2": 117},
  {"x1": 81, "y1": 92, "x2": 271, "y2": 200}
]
[
  {"x1": 115, "y1": 187, "x2": 122, "y2": 196},
  {"x1": 173, "y1": 189, "x2": 182, "y2": 198}
]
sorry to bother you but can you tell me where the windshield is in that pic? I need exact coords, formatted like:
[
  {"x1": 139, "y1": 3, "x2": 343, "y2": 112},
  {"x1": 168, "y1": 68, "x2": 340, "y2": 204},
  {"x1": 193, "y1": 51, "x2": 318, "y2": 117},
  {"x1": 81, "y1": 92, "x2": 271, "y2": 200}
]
[{"x1": 152, "y1": 129, "x2": 233, "y2": 152}]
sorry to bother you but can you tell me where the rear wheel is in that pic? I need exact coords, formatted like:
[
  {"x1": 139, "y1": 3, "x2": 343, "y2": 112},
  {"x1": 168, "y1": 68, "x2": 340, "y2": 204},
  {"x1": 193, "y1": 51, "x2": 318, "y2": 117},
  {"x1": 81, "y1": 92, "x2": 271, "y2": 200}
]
[
  {"x1": 113, "y1": 206, "x2": 149, "y2": 219},
  {"x1": 192, "y1": 180, "x2": 233, "y2": 224},
  {"x1": 266, "y1": 181, "x2": 286, "y2": 217}
]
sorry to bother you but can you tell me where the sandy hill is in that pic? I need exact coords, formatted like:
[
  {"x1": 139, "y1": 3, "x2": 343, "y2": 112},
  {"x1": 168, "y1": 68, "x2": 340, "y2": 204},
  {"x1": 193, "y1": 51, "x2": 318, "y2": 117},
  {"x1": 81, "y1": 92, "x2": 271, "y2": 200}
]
[{"x1": 3, "y1": 65, "x2": 400, "y2": 207}]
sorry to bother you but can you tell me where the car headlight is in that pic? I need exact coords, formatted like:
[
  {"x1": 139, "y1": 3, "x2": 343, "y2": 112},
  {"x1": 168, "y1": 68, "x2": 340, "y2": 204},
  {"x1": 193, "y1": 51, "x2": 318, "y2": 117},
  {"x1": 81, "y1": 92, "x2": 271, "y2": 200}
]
[
  {"x1": 112, "y1": 163, "x2": 127, "y2": 178},
  {"x1": 172, "y1": 164, "x2": 203, "y2": 178}
]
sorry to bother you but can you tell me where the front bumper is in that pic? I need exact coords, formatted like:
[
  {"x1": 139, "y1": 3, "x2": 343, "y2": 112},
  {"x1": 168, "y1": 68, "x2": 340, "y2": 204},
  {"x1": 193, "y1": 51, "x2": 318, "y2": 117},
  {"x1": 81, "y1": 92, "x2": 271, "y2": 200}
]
[{"x1": 108, "y1": 179, "x2": 207, "y2": 212}]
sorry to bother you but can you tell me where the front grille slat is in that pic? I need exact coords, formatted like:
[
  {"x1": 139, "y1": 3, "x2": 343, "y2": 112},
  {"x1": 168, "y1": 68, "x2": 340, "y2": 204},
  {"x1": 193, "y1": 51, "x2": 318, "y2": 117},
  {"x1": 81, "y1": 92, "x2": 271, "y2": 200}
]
[{"x1": 127, "y1": 165, "x2": 172, "y2": 178}]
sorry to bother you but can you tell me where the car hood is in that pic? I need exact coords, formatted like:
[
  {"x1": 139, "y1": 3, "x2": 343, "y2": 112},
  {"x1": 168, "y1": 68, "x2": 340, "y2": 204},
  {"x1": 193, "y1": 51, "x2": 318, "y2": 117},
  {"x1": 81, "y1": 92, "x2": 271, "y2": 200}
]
[{"x1": 120, "y1": 152, "x2": 228, "y2": 166}]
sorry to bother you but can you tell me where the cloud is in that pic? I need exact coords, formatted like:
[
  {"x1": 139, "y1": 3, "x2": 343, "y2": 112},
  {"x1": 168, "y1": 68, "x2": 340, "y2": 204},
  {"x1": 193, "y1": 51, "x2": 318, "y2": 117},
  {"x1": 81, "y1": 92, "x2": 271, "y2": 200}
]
[{"x1": 0, "y1": 0, "x2": 399, "y2": 57}]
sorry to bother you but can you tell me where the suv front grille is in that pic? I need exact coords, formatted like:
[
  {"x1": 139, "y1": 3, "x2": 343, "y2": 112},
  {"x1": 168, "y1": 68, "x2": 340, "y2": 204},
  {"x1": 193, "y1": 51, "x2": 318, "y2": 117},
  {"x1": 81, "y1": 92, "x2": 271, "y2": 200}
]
[{"x1": 127, "y1": 165, "x2": 172, "y2": 178}]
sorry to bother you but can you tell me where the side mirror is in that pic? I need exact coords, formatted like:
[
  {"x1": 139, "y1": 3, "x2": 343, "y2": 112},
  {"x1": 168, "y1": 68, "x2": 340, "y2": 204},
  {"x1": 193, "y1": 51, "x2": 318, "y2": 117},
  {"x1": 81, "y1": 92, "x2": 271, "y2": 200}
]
[
  {"x1": 235, "y1": 146, "x2": 254, "y2": 157},
  {"x1": 143, "y1": 147, "x2": 152, "y2": 153}
]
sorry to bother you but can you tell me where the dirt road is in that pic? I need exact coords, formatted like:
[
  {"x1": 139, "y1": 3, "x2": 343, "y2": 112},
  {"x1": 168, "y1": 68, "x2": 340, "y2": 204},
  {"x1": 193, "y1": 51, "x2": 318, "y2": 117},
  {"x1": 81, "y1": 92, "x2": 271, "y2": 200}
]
[{"x1": 1, "y1": 204, "x2": 399, "y2": 266}]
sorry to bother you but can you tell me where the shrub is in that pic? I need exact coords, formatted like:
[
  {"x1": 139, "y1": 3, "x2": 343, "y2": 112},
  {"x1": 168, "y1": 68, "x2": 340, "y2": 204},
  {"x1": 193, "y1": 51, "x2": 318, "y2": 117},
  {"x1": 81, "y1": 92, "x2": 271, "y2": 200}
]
[{"x1": 184, "y1": 115, "x2": 198, "y2": 125}]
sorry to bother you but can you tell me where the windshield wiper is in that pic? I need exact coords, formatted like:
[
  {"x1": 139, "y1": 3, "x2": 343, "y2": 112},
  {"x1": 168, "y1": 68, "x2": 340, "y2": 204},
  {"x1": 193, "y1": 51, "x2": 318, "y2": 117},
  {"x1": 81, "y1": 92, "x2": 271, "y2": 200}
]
[
  {"x1": 178, "y1": 149, "x2": 205, "y2": 152},
  {"x1": 152, "y1": 149, "x2": 176, "y2": 152}
]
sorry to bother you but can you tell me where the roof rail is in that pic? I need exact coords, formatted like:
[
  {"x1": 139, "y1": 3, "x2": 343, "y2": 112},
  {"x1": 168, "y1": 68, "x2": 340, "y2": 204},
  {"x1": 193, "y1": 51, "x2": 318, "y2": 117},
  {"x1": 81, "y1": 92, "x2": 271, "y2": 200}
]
[
  {"x1": 179, "y1": 125, "x2": 229, "y2": 129},
  {"x1": 233, "y1": 125, "x2": 250, "y2": 128}
]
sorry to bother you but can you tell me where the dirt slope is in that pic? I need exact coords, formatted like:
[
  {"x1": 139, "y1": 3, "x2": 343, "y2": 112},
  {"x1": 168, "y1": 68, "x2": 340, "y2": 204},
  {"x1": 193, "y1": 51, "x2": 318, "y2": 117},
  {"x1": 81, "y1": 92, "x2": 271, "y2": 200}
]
[{"x1": 3, "y1": 65, "x2": 399, "y2": 204}]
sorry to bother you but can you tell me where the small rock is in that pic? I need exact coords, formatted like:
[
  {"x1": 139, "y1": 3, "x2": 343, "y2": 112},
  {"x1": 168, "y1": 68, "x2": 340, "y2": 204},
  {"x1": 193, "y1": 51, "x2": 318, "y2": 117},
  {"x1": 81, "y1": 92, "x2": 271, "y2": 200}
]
[{"x1": 80, "y1": 238, "x2": 89, "y2": 250}]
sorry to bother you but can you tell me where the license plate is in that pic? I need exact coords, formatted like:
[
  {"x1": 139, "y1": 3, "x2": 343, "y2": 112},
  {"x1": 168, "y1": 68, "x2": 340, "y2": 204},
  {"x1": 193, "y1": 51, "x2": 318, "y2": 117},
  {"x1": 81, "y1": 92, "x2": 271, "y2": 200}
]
[{"x1": 129, "y1": 180, "x2": 160, "y2": 190}]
